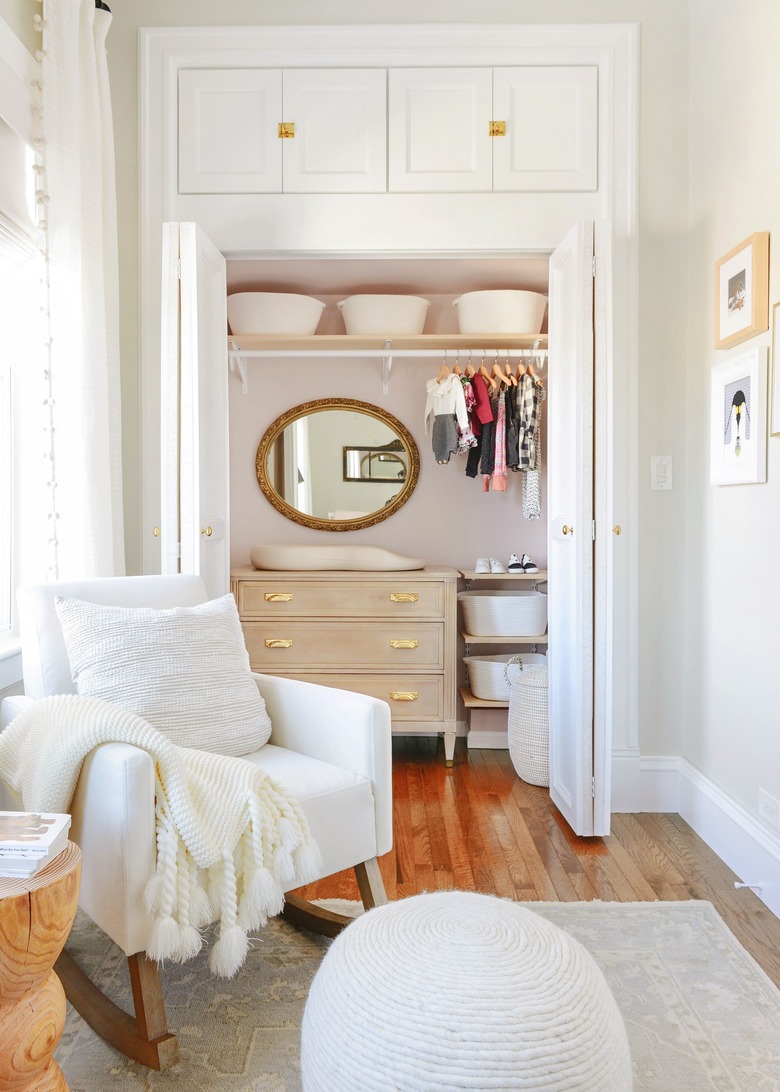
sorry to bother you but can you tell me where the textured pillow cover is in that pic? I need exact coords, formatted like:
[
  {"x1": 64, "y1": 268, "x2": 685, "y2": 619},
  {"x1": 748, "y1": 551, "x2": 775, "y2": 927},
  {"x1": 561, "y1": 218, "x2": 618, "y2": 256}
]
[{"x1": 54, "y1": 593, "x2": 271, "y2": 757}]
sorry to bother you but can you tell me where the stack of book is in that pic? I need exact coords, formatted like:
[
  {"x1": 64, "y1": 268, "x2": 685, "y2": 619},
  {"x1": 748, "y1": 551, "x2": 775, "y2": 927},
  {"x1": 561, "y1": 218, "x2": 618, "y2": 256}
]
[{"x1": 0, "y1": 811, "x2": 72, "y2": 879}]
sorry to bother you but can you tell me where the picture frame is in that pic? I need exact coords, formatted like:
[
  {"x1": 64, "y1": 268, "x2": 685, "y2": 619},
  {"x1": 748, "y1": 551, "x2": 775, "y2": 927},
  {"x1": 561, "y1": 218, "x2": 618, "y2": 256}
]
[
  {"x1": 772, "y1": 301, "x2": 780, "y2": 436},
  {"x1": 710, "y1": 345, "x2": 767, "y2": 485},
  {"x1": 714, "y1": 231, "x2": 769, "y2": 349}
]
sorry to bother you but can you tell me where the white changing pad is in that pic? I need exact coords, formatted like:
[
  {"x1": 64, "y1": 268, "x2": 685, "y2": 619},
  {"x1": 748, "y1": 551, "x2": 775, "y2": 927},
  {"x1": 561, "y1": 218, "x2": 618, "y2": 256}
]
[{"x1": 250, "y1": 544, "x2": 425, "y2": 571}]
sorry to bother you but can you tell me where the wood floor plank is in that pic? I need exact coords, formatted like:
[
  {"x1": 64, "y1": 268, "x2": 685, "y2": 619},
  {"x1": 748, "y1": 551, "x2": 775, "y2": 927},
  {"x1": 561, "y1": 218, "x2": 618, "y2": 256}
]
[{"x1": 292, "y1": 739, "x2": 780, "y2": 986}]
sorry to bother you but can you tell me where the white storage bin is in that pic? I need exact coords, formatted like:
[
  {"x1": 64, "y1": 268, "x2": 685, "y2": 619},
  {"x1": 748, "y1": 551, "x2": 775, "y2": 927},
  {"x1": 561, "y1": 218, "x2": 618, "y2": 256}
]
[
  {"x1": 337, "y1": 294, "x2": 430, "y2": 335},
  {"x1": 464, "y1": 652, "x2": 547, "y2": 702},
  {"x1": 458, "y1": 590, "x2": 547, "y2": 637},
  {"x1": 453, "y1": 290, "x2": 547, "y2": 334},
  {"x1": 227, "y1": 292, "x2": 325, "y2": 335}
]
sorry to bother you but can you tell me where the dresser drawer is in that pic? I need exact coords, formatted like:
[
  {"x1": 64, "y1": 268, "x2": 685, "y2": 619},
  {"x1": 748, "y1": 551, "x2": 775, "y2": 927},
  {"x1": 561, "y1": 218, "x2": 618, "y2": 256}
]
[
  {"x1": 243, "y1": 621, "x2": 443, "y2": 670},
  {"x1": 236, "y1": 579, "x2": 446, "y2": 619},
  {"x1": 279, "y1": 673, "x2": 445, "y2": 720}
]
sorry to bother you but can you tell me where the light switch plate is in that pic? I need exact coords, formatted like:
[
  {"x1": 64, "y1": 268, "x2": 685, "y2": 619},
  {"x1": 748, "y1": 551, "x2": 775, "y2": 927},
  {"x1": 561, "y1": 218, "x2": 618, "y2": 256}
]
[{"x1": 650, "y1": 455, "x2": 673, "y2": 490}]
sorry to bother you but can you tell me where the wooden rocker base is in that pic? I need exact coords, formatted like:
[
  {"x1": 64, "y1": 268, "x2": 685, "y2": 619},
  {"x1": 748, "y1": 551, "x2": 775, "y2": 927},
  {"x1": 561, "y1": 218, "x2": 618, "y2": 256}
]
[
  {"x1": 282, "y1": 858, "x2": 389, "y2": 938},
  {"x1": 55, "y1": 948, "x2": 179, "y2": 1071}
]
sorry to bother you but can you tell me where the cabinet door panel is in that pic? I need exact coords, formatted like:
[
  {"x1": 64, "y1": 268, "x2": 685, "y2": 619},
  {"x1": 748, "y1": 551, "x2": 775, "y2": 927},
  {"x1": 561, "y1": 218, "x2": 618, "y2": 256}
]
[
  {"x1": 282, "y1": 69, "x2": 387, "y2": 193},
  {"x1": 178, "y1": 69, "x2": 282, "y2": 194},
  {"x1": 493, "y1": 67, "x2": 598, "y2": 192},
  {"x1": 388, "y1": 68, "x2": 493, "y2": 192}
]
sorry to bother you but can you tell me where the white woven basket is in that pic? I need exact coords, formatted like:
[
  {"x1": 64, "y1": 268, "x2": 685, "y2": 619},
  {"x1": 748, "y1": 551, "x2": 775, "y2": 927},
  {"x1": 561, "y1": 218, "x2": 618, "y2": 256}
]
[
  {"x1": 458, "y1": 590, "x2": 547, "y2": 637},
  {"x1": 504, "y1": 654, "x2": 549, "y2": 786},
  {"x1": 464, "y1": 652, "x2": 547, "y2": 702}
]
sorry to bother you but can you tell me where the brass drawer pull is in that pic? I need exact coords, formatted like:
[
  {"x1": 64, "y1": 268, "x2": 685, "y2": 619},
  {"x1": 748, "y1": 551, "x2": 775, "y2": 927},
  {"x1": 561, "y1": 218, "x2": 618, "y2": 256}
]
[
  {"x1": 390, "y1": 691, "x2": 418, "y2": 701},
  {"x1": 390, "y1": 639, "x2": 419, "y2": 650},
  {"x1": 390, "y1": 592, "x2": 419, "y2": 603},
  {"x1": 264, "y1": 639, "x2": 293, "y2": 649},
  {"x1": 264, "y1": 592, "x2": 293, "y2": 602}
]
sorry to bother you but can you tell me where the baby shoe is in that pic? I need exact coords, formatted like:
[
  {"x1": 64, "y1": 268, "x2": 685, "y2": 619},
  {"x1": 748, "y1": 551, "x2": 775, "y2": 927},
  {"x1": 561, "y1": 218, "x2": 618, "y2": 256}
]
[
  {"x1": 475, "y1": 557, "x2": 490, "y2": 573},
  {"x1": 521, "y1": 553, "x2": 539, "y2": 573},
  {"x1": 507, "y1": 553, "x2": 523, "y2": 573},
  {"x1": 489, "y1": 558, "x2": 507, "y2": 574}
]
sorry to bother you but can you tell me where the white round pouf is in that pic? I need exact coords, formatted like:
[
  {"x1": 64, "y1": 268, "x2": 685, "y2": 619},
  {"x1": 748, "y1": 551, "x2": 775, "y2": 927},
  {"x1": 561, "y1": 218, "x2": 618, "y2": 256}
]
[{"x1": 300, "y1": 891, "x2": 632, "y2": 1091}]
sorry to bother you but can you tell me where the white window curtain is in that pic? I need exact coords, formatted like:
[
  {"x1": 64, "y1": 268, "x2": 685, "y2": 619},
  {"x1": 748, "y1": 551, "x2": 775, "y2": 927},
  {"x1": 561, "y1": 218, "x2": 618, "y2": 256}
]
[{"x1": 40, "y1": 0, "x2": 124, "y2": 578}]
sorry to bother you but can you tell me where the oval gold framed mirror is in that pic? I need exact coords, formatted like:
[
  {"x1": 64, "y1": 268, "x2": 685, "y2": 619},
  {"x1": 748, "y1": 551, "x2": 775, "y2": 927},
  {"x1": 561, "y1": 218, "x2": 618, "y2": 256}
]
[{"x1": 256, "y1": 398, "x2": 420, "y2": 531}]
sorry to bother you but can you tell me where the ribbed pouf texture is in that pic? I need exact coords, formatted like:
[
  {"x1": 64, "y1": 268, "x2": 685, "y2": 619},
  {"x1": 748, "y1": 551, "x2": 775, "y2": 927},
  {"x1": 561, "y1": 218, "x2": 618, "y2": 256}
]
[{"x1": 300, "y1": 890, "x2": 633, "y2": 1091}]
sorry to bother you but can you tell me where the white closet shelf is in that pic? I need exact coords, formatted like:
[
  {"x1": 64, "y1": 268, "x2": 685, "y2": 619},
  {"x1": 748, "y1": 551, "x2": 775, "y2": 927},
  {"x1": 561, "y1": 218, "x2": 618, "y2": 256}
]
[
  {"x1": 227, "y1": 333, "x2": 548, "y2": 353},
  {"x1": 460, "y1": 630, "x2": 549, "y2": 644},
  {"x1": 459, "y1": 569, "x2": 548, "y2": 582}
]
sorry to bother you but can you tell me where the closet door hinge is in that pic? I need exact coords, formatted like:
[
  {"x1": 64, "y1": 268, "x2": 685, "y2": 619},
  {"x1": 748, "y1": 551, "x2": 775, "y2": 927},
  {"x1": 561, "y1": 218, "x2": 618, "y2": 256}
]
[
  {"x1": 176, "y1": 258, "x2": 182, "y2": 280},
  {"x1": 592, "y1": 776, "x2": 596, "y2": 798},
  {"x1": 592, "y1": 520, "x2": 596, "y2": 540},
  {"x1": 592, "y1": 255, "x2": 596, "y2": 278}
]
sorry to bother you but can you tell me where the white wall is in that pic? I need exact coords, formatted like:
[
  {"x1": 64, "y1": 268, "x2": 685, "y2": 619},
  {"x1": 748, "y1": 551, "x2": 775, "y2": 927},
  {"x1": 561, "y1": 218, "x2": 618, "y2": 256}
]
[{"x1": 685, "y1": 1, "x2": 780, "y2": 831}]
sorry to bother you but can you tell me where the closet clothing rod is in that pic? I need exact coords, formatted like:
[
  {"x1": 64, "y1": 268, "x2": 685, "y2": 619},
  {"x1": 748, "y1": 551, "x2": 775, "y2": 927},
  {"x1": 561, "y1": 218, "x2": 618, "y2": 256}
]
[{"x1": 227, "y1": 348, "x2": 548, "y2": 359}]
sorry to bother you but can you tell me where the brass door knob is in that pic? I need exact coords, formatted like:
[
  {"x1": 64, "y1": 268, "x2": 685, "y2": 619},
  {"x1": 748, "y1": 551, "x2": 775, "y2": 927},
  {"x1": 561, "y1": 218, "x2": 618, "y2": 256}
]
[
  {"x1": 613, "y1": 525, "x2": 622, "y2": 536},
  {"x1": 201, "y1": 526, "x2": 213, "y2": 537},
  {"x1": 562, "y1": 525, "x2": 573, "y2": 536}
]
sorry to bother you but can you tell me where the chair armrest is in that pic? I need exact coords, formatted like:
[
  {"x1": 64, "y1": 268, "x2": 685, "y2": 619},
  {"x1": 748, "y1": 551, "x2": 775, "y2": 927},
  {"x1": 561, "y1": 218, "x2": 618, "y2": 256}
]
[
  {"x1": 252, "y1": 673, "x2": 393, "y2": 856},
  {"x1": 1, "y1": 692, "x2": 156, "y2": 957},
  {"x1": 69, "y1": 742, "x2": 157, "y2": 957}
]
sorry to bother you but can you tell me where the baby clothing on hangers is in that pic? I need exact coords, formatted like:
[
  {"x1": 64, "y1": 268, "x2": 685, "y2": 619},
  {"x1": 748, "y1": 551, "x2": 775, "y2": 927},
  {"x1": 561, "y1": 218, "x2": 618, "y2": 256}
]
[
  {"x1": 424, "y1": 372, "x2": 469, "y2": 464},
  {"x1": 491, "y1": 389, "x2": 508, "y2": 491},
  {"x1": 516, "y1": 372, "x2": 546, "y2": 471}
]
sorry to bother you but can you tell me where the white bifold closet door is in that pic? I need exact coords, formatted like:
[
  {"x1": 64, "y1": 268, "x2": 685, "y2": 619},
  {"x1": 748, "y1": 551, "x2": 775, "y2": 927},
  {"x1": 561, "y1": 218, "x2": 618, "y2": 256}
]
[
  {"x1": 547, "y1": 220, "x2": 612, "y2": 836},
  {"x1": 160, "y1": 222, "x2": 230, "y2": 600}
]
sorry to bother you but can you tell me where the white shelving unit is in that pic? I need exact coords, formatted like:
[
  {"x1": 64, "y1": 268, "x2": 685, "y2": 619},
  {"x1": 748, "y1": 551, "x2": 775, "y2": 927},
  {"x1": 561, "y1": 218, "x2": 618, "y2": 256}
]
[{"x1": 458, "y1": 568, "x2": 549, "y2": 748}]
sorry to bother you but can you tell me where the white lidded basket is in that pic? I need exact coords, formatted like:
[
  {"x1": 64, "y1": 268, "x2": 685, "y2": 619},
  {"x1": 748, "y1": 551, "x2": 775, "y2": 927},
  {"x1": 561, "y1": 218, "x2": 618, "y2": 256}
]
[
  {"x1": 337, "y1": 294, "x2": 431, "y2": 335},
  {"x1": 227, "y1": 292, "x2": 325, "y2": 335},
  {"x1": 464, "y1": 652, "x2": 547, "y2": 702},
  {"x1": 458, "y1": 590, "x2": 547, "y2": 637},
  {"x1": 504, "y1": 654, "x2": 549, "y2": 786},
  {"x1": 453, "y1": 289, "x2": 548, "y2": 334}
]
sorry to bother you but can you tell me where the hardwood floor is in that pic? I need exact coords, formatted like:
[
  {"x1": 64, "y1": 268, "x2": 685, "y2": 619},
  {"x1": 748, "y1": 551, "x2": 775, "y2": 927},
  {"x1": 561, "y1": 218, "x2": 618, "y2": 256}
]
[{"x1": 296, "y1": 736, "x2": 780, "y2": 986}]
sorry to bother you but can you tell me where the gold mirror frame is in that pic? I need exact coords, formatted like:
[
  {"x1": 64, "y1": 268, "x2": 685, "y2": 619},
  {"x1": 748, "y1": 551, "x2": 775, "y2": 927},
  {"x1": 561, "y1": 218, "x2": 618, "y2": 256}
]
[{"x1": 255, "y1": 398, "x2": 420, "y2": 532}]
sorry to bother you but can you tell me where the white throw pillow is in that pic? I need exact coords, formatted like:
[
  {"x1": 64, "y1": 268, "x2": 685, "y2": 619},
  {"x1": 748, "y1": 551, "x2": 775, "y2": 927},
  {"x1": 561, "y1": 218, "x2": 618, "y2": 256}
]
[{"x1": 54, "y1": 593, "x2": 271, "y2": 757}]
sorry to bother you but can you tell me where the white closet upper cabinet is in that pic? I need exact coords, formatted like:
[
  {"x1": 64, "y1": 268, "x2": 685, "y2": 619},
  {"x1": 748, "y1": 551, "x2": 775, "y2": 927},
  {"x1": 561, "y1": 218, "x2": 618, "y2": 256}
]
[
  {"x1": 388, "y1": 68, "x2": 493, "y2": 192},
  {"x1": 178, "y1": 68, "x2": 387, "y2": 195},
  {"x1": 178, "y1": 69, "x2": 283, "y2": 194},
  {"x1": 493, "y1": 67, "x2": 598, "y2": 192},
  {"x1": 388, "y1": 66, "x2": 598, "y2": 193},
  {"x1": 282, "y1": 69, "x2": 387, "y2": 193}
]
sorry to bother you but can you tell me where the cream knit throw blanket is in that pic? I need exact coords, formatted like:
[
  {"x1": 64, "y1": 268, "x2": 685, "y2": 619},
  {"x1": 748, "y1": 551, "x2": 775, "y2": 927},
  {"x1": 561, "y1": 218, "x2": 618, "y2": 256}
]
[{"x1": 0, "y1": 694, "x2": 322, "y2": 978}]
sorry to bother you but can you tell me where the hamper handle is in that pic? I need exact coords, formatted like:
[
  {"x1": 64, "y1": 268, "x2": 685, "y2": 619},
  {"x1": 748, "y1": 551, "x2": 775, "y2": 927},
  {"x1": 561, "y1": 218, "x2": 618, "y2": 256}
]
[{"x1": 503, "y1": 654, "x2": 525, "y2": 687}]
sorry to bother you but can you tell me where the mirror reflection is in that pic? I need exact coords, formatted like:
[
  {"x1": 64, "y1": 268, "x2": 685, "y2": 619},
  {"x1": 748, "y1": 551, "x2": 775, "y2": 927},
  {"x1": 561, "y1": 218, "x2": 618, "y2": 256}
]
[{"x1": 256, "y1": 398, "x2": 420, "y2": 531}]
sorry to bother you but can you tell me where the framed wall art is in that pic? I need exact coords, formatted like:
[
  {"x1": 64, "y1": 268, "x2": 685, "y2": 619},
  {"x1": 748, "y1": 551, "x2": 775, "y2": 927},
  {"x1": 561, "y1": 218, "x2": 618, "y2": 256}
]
[
  {"x1": 714, "y1": 231, "x2": 769, "y2": 350},
  {"x1": 772, "y1": 301, "x2": 780, "y2": 436},
  {"x1": 710, "y1": 345, "x2": 767, "y2": 485}
]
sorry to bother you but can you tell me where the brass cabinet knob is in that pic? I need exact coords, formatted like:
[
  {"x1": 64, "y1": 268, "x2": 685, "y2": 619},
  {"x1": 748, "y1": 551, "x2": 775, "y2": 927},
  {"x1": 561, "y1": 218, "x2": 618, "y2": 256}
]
[
  {"x1": 613, "y1": 524, "x2": 622, "y2": 536},
  {"x1": 152, "y1": 526, "x2": 161, "y2": 538}
]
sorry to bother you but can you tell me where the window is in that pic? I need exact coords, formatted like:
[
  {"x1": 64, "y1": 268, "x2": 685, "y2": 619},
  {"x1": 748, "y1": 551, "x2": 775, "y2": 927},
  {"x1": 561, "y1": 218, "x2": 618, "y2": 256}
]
[{"x1": 0, "y1": 117, "x2": 45, "y2": 646}]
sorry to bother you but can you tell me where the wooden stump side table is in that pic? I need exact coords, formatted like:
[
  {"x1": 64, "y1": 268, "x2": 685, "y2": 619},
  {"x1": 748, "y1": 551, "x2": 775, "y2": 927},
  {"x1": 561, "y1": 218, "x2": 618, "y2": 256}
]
[{"x1": 0, "y1": 842, "x2": 81, "y2": 1092}]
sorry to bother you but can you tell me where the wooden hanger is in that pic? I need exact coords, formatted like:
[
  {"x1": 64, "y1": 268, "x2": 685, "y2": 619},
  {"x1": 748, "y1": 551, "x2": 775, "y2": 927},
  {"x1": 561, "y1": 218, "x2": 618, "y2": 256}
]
[
  {"x1": 436, "y1": 362, "x2": 450, "y2": 383},
  {"x1": 464, "y1": 359, "x2": 476, "y2": 378},
  {"x1": 479, "y1": 363, "x2": 498, "y2": 390}
]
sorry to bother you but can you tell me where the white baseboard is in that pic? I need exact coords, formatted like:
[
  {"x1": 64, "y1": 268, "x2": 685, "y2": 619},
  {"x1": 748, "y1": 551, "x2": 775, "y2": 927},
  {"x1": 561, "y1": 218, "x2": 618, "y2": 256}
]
[{"x1": 611, "y1": 750, "x2": 780, "y2": 919}]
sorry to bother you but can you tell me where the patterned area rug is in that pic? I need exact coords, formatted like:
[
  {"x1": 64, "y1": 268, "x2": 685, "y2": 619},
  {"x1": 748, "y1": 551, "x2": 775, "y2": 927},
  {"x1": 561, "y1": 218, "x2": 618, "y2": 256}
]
[{"x1": 56, "y1": 900, "x2": 780, "y2": 1091}]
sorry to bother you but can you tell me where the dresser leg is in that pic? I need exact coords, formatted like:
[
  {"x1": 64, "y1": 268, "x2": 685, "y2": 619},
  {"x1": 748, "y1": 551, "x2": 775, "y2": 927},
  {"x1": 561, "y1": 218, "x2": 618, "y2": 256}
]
[{"x1": 443, "y1": 726, "x2": 456, "y2": 766}]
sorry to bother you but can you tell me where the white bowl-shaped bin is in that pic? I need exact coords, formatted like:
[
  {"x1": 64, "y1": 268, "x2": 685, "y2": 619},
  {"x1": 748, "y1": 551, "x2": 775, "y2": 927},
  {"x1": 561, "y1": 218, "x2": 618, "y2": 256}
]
[
  {"x1": 337, "y1": 294, "x2": 431, "y2": 336},
  {"x1": 453, "y1": 289, "x2": 548, "y2": 334},
  {"x1": 464, "y1": 652, "x2": 547, "y2": 702},
  {"x1": 458, "y1": 590, "x2": 548, "y2": 637},
  {"x1": 227, "y1": 292, "x2": 325, "y2": 336}
]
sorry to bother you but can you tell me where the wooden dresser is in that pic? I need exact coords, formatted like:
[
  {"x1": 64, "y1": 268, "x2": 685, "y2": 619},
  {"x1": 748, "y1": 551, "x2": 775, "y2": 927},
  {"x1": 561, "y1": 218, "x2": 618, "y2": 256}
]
[{"x1": 231, "y1": 566, "x2": 458, "y2": 763}]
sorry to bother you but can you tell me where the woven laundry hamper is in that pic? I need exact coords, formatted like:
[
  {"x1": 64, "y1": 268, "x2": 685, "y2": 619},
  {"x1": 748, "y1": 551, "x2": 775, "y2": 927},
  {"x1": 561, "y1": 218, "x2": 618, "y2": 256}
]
[{"x1": 505, "y1": 654, "x2": 549, "y2": 786}]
